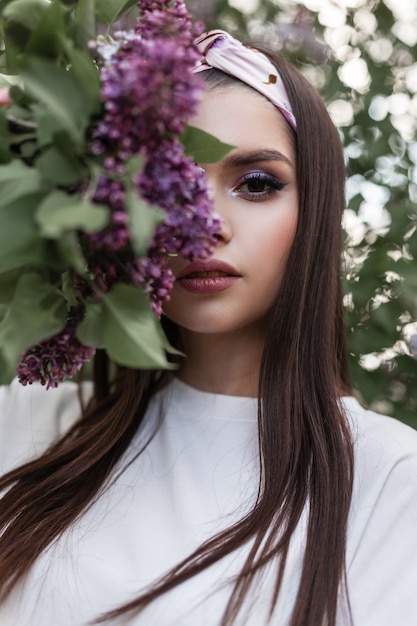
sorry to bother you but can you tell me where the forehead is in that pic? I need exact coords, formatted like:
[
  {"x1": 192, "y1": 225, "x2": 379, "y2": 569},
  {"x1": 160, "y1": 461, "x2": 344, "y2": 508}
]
[{"x1": 191, "y1": 85, "x2": 296, "y2": 164}]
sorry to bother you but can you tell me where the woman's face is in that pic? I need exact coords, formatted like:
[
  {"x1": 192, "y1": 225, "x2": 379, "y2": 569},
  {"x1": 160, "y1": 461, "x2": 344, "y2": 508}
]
[{"x1": 163, "y1": 85, "x2": 298, "y2": 340}]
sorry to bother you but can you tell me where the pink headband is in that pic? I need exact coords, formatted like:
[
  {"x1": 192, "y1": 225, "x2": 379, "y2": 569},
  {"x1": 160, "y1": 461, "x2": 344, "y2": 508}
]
[{"x1": 193, "y1": 30, "x2": 297, "y2": 131}]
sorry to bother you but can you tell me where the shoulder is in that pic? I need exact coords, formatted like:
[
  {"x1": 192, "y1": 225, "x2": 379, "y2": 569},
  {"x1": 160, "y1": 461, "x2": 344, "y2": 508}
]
[
  {"x1": 341, "y1": 395, "x2": 417, "y2": 554},
  {"x1": 341, "y1": 399, "x2": 417, "y2": 624},
  {"x1": 0, "y1": 378, "x2": 92, "y2": 474},
  {"x1": 341, "y1": 395, "x2": 417, "y2": 513},
  {"x1": 341, "y1": 395, "x2": 417, "y2": 469},
  {"x1": 341, "y1": 395, "x2": 417, "y2": 548}
]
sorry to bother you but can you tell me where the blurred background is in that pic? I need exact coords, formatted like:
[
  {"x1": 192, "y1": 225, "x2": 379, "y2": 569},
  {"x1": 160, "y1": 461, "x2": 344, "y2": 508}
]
[{"x1": 184, "y1": 0, "x2": 417, "y2": 427}]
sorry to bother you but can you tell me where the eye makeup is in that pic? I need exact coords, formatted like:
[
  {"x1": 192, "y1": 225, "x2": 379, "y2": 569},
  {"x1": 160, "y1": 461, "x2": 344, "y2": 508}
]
[{"x1": 231, "y1": 170, "x2": 288, "y2": 201}]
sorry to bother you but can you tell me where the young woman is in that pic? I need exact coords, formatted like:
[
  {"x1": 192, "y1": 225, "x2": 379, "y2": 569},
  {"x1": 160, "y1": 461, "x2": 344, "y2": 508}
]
[{"x1": 0, "y1": 30, "x2": 417, "y2": 626}]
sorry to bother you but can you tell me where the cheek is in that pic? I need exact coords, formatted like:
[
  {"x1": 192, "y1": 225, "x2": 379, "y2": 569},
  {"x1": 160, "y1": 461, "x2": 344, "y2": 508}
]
[
  {"x1": 269, "y1": 219, "x2": 296, "y2": 256},
  {"x1": 247, "y1": 210, "x2": 297, "y2": 273},
  {"x1": 252, "y1": 214, "x2": 298, "y2": 308}
]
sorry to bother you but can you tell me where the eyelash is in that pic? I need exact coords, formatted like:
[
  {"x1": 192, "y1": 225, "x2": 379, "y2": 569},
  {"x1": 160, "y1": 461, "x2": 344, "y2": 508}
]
[{"x1": 232, "y1": 171, "x2": 287, "y2": 201}]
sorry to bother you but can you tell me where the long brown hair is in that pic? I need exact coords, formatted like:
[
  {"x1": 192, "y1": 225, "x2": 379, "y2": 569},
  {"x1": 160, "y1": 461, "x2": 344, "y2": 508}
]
[{"x1": 0, "y1": 52, "x2": 353, "y2": 626}]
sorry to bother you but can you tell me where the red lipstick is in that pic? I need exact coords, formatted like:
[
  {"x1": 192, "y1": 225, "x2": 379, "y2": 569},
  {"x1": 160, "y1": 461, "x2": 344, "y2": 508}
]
[{"x1": 176, "y1": 260, "x2": 240, "y2": 294}]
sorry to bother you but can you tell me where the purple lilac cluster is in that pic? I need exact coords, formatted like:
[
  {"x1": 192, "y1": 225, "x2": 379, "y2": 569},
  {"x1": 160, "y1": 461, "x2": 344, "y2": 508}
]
[
  {"x1": 17, "y1": 318, "x2": 96, "y2": 389},
  {"x1": 94, "y1": 15, "x2": 203, "y2": 150},
  {"x1": 86, "y1": 0, "x2": 220, "y2": 315},
  {"x1": 17, "y1": 0, "x2": 220, "y2": 387},
  {"x1": 138, "y1": 139, "x2": 217, "y2": 259}
]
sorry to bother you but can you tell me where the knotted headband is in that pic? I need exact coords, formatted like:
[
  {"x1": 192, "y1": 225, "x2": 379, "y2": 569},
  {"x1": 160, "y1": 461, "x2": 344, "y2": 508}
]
[{"x1": 193, "y1": 30, "x2": 297, "y2": 131}]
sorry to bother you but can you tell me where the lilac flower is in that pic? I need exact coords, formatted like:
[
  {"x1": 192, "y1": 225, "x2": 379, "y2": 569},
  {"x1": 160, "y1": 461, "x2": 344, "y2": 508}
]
[
  {"x1": 17, "y1": 320, "x2": 96, "y2": 390},
  {"x1": 130, "y1": 136, "x2": 221, "y2": 317},
  {"x1": 18, "y1": 1, "x2": 221, "y2": 387},
  {"x1": 84, "y1": 0, "x2": 220, "y2": 320},
  {"x1": 137, "y1": 0, "x2": 204, "y2": 50},
  {"x1": 138, "y1": 138, "x2": 221, "y2": 260},
  {"x1": 73, "y1": 257, "x2": 122, "y2": 299},
  {"x1": 137, "y1": 0, "x2": 172, "y2": 15},
  {"x1": 87, "y1": 0, "x2": 217, "y2": 255},
  {"x1": 93, "y1": 36, "x2": 202, "y2": 154},
  {"x1": 88, "y1": 177, "x2": 130, "y2": 251},
  {"x1": 130, "y1": 256, "x2": 175, "y2": 317},
  {"x1": 92, "y1": 0, "x2": 204, "y2": 157}
]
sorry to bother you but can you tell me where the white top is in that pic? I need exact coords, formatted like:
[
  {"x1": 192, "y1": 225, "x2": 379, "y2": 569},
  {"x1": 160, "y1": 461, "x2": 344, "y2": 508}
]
[{"x1": 0, "y1": 378, "x2": 417, "y2": 626}]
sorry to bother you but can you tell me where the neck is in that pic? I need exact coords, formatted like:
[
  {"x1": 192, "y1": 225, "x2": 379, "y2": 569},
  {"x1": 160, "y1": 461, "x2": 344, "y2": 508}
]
[{"x1": 175, "y1": 326, "x2": 266, "y2": 397}]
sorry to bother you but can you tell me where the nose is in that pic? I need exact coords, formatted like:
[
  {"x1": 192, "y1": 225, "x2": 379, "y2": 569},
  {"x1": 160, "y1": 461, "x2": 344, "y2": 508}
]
[
  {"x1": 207, "y1": 178, "x2": 233, "y2": 245},
  {"x1": 213, "y1": 212, "x2": 232, "y2": 244}
]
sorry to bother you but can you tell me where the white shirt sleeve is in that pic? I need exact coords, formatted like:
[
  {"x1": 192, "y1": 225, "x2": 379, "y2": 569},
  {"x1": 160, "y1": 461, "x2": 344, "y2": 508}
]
[
  {"x1": 0, "y1": 379, "x2": 89, "y2": 475},
  {"x1": 342, "y1": 397, "x2": 417, "y2": 626}
]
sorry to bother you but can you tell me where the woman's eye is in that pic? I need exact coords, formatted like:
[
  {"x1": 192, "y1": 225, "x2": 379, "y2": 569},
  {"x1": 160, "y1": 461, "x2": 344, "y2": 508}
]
[{"x1": 232, "y1": 172, "x2": 286, "y2": 201}]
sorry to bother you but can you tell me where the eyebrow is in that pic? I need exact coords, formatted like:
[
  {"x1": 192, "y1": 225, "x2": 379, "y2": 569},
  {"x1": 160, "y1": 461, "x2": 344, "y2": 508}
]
[{"x1": 220, "y1": 149, "x2": 294, "y2": 169}]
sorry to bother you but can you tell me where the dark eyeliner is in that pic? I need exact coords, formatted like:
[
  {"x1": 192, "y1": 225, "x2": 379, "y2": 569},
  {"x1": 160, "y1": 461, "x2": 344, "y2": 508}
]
[
  {"x1": 241, "y1": 171, "x2": 286, "y2": 191},
  {"x1": 232, "y1": 171, "x2": 288, "y2": 200}
]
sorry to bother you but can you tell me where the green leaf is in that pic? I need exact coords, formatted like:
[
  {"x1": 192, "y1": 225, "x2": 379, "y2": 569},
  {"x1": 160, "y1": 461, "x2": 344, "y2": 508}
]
[
  {"x1": 19, "y1": 56, "x2": 91, "y2": 148},
  {"x1": 0, "y1": 191, "x2": 48, "y2": 272},
  {"x1": 0, "y1": 159, "x2": 44, "y2": 205},
  {"x1": 0, "y1": 303, "x2": 7, "y2": 323},
  {"x1": 55, "y1": 231, "x2": 87, "y2": 274},
  {"x1": 2, "y1": 0, "x2": 50, "y2": 51},
  {"x1": 25, "y1": 0, "x2": 66, "y2": 58},
  {"x1": 125, "y1": 154, "x2": 144, "y2": 179},
  {"x1": 35, "y1": 191, "x2": 109, "y2": 238},
  {"x1": 2, "y1": 0, "x2": 49, "y2": 32},
  {"x1": 0, "y1": 272, "x2": 67, "y2": 384},
  {"x1": 31, "y1": 103, "x2": 67, "y2": 148},
  {"x1": 19, "y1": 140, "x2": 37, "y2": 158},
  {"x1": 100, "y1": 284, "x2": 174, "y2": 369},
  {"x1": 36, "y1": 145, "x2": 86, "y2": 185},
  {"x1": 74, "y1": 0, "x2": 97, "y2": 49},
  {"x1": 0, "y1": 109, "x2": 11, "y2": 163},
  {"x1": 125, "y1": 190, "x2": 164, "y2": 256},
  {"x1": 61, "y1": 270, "x2": 80, "y2": 308},
  {"x1": 95, "y1": 0, "x2": 137, "y2": 26},
  {"x1": 180, "y1": 125, "x2": 235, "y2": 164},
  {"x1": 62, "y1": 46, "x2": 101, "y2": 115},
  {"x1": 0, "y1": 268, "x2": 22, "y2": 303},
  {"x1": 123, "y1": 155, "x2": 164, "y2": 255},
  {"x1": 0, "y1": 72, "x2": 21, "y2": 90},
  {"x1": 76, "y1": 301, "x2": 105, "y2": 348}
]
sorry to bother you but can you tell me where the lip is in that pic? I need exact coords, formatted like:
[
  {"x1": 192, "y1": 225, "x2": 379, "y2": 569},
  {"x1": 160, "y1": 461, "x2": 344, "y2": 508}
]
[
  {"x1": 176, "y1": 259, "x2": 241, "y2": 294},
  {"x1": 177, "y1": 259, "x2": 240, "y2": 280}
]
